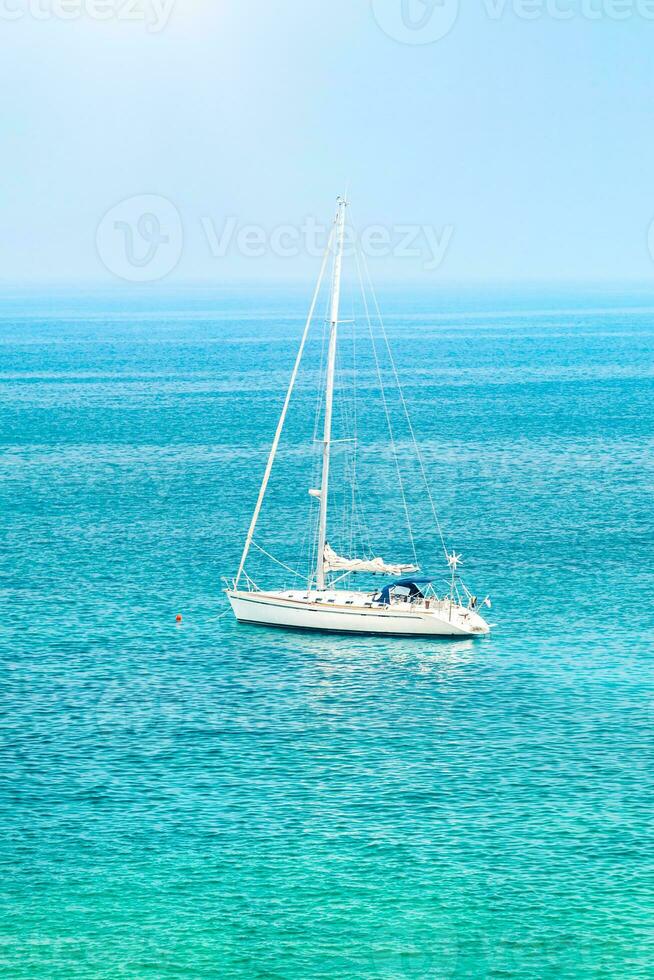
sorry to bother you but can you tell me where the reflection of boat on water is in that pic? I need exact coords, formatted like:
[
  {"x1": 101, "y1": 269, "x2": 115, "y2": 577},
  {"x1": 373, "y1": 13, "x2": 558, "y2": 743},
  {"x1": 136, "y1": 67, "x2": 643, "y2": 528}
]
[{"x1": 227, "y1": 196, "x2": 492, "y2": 639}]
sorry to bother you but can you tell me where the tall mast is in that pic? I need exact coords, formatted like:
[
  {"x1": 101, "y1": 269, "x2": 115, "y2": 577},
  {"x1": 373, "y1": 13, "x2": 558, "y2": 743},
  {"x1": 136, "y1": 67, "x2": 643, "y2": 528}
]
[
  {"x1": 315, "y1": 196, "x2": 347, "y2": 590},
  {"x1": 234, "y1": 223, "x2": 336, "y2": 587}
]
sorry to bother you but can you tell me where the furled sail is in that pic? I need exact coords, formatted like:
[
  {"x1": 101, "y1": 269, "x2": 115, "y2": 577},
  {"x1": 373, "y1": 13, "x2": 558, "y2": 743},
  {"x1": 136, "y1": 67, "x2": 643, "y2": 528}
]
[{"x1": 323, "y1": 543, "x2": 419, "y2": 577}]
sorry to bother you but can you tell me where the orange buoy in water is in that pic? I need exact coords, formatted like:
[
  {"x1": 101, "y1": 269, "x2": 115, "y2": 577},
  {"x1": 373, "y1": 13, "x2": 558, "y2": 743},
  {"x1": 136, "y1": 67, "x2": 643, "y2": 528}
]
[{"x1": 176, "y1": 614, "x2": 182, "y2": 623}]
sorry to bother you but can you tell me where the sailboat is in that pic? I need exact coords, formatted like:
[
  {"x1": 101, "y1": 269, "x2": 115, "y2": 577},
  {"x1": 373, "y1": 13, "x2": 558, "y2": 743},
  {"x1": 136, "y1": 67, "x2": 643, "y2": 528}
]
[{"x1": 226, "y1": 197, "x2": 492, "y2": 638}]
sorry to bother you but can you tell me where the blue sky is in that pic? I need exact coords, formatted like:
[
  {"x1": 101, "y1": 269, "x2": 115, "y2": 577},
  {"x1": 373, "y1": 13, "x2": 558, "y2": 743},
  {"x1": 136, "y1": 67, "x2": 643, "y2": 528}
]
[{"x1": 1, "y1": 0, "x2": 653, "y2": 285}]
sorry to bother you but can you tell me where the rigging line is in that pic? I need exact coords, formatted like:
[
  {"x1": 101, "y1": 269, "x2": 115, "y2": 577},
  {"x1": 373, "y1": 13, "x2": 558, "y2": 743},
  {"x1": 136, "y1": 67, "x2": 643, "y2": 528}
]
[
  {"x1": 334, "y1": 340, "x2": 360, "y2": 550},
  {"x1": 251, "y1": 540, "x2": 305, "y2": 580},
  {"x1": 350, "y1": 301, "x2": 361, "y2": 557},
  {"x1": 354, "y1": 246, "x2": 419, "y2": 569},
  {"x1": 331, "y1": 300, "x2": 373, "y2": 559},
  {"x1": 303, "y1": 258, "x2": 333, "y2": 584},
  {"x1": 235, "y1": 222, "x2": 336, "y2": 585},
  {"x1": 344, "y1": 383, "x2": 385, "y2": 556},
  {"x1": 307, "y1": 301, "x2": 331, "y2": 577},
  {"x1": 347, "y1": 431, "x2": 374, "y2": 556},
  {"x1": 342, "y1": 286, "x2": 368, "y2": 556},
  {"x1": 311, "y1": 293, "x2": 331, "y2": 445},
  {"x1": 307, "y1": 304, "x2": 331, "y2": 581},
  {"x1": 347, "y1": 404, "x2": 374, "y2": 550},
  {"x1": 358, "y1": 242, "x2": 450, "y2": 563},
  {"x1": 326, "y1": 283, "x2": 356, "y2": 554},
  {"x1": 297, "y1": 460, "x2": 316, "y2": 580},
  {"x1": 332, "y1": 344, "x2": 347, "y2": 546},
  {"x1": 348, "y1": 309, "x2": 374, "y2": 558},
  {"x1": 350, "y1": 492, "x2": 372, "y2": 559}
]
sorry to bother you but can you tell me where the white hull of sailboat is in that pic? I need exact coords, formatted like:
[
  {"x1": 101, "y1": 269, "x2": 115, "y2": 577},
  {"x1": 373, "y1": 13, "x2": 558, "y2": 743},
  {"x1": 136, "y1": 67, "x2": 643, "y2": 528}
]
[{"x1": 227, "y1": 590, "x2": 491, "y2": 638}]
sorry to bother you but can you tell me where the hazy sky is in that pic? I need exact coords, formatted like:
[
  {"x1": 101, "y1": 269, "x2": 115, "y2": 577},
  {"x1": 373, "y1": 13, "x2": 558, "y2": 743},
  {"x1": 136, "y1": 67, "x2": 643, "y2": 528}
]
[{"x1": 2, "y1": 0, "x2": 654, "y2": 286}]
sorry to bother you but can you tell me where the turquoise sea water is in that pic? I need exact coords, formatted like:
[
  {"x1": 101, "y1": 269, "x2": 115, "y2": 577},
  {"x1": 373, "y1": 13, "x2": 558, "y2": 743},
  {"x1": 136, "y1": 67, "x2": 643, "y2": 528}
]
[{"x1": 1, "y1": 288, "x2": 653, "y2": 977}]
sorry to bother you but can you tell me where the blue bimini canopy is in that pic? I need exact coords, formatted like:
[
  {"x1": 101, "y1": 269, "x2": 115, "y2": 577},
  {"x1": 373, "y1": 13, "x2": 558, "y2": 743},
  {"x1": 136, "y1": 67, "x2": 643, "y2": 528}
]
[{"x1": 378, "y1": 578, "x2": 434, "y2": 605}]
